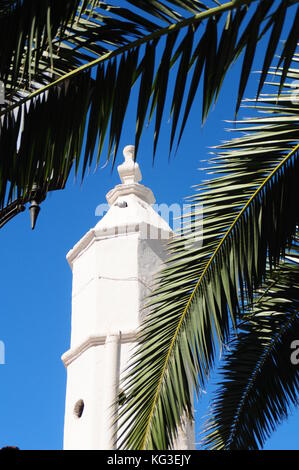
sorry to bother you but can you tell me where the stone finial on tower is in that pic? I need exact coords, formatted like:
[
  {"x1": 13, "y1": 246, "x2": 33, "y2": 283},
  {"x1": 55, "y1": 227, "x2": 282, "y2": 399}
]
[
  {"x1": 105, "y1": 145, "x2": 155, "y2": 206},
  {"x1": 117, "y1": 145, "x2": 142, "y2": 185}
]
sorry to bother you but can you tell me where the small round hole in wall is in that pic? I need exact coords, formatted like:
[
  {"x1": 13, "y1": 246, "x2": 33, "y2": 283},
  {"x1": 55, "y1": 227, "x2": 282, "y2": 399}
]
[{"x1": 74, "y1": 399, "x2": 84, "y2": 419}]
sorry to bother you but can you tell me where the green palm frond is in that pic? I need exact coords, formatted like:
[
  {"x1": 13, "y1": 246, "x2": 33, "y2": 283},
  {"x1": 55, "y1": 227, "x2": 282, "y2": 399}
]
[
  {"x1": 0, "y1": 0, "x2": 87, "y2": 87},
  {"x1": 116, "y1": 57, "x2": 299, "y2": 449},
  {"x1": 202, "y1": 243, "x2": 299, "y2": 450},
  {"x1": 1, "y1": 1, "x2": 298, "y2": 212},
  {"x1": 0, "y1": 0, "x2": 104, "y2": 88}
]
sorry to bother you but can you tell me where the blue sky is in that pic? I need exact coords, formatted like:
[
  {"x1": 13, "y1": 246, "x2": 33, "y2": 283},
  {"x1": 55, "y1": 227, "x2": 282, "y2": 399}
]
[{"x1": 0, "y1": 2, "x2": 298, "y2": 450}]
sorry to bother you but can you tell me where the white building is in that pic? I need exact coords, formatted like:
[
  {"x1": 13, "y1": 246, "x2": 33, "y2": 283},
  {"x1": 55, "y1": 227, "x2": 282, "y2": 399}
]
[{"x1": 62, "y1": 145, "x2": 194, "y2": 450}]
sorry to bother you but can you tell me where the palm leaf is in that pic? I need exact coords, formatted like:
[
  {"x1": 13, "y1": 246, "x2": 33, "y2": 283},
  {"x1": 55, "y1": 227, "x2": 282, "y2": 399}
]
[
  {"x1": 116, "y1": 55, "x2": 299, "y2": 449},
  {"x1": 0, "y1": 0, "x2": 98, "y2": 88},
  {"x1": 202, "y1": 243, "x2": 299, "y2": 450},
  {"x1": 1, "y1": 1, "x2": 298, "y2": 213}
]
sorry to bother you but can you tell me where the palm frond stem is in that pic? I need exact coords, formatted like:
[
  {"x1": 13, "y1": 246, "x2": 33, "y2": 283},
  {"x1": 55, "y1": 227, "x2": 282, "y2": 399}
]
[
  {"x1": 140, "y1": 142, "x2": 299, "y2": 448},
  {"x1": 0, "y1": 0, "x2": 255, "y2": 118}
]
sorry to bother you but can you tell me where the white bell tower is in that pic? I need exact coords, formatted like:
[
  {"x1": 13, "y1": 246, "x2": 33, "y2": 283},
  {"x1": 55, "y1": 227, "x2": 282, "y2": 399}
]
[{"x1": 62, "y1": 145, "x2": 195, "y2": 450}]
